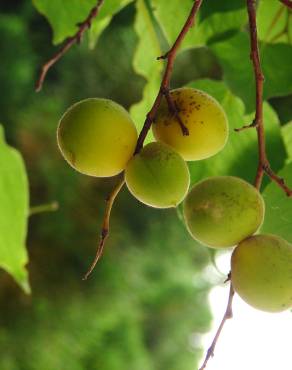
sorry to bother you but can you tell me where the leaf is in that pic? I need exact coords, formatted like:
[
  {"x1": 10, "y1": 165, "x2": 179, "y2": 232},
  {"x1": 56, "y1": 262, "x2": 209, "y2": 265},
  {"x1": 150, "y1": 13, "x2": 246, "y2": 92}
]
[
  {"x1": 32, "y1": 0, "x2": 96, "y2": 44},
  {"x1": 199, "y1": 0, "x2": 245, "y2": 22},
  {"x1": 186, "y1": 79, "x2": 286, "y2": 186},
  {"x1": 282, "y1": 122, "x2": 292, "y2": 160},
  {"x1": 262, "y1": 162, "x2": 292, "y2": 243},
  {"x1": 0, "y1": 125, "x2": 30, "y2": 293},
  {"x1": 150, "y1": 0, "x2": 247, "y2": 52},
  {"x1": 88, "y1": 0, "x2": 133, "y2": 49},
  {"x1": 130, "y1": 0, "x2": 162, "y2": 142},
  {"x1": 257, "y1": 0, "x2": 292, "y2": 44},
  {"x1": 211, "y1": 32, "x2": 292, "y2": 112}
]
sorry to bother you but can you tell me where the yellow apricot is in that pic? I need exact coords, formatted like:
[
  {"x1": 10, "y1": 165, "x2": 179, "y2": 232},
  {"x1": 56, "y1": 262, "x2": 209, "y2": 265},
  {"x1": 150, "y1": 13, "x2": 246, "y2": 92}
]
[
  {"x1": 152, "y1": 87, "x2": 228, "y2": 161},
  {"x1": 57, "y1": 98, "x2": 137, "y2": 177},
  {"x1": 125, "y1": 142, "x2": 190, "y2": 208},
  {"x1": 184, "y1": 176, "x2": 265, "y2": 248},
  {"x1": 231, "y1": 234, "x2": 292, "y2": 312}
]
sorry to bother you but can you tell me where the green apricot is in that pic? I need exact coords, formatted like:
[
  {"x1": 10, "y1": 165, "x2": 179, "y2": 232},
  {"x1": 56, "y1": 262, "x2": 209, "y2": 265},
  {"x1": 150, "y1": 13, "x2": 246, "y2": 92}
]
[
  {"x1": 231, "y1": 234, "x2": 292, "y2": 312},
  {"x1": 183, "y1": 176, "x2": 265, "y2": 248},
  {"x1": 152, "y1": 87, "x2": 229, "y2": 161},
  {"x1": 57, "y1": 98, "x2": 137, "y2": 177},
  {"x1": 125, "y1": 142, "x2": 190, "y2": 208}
]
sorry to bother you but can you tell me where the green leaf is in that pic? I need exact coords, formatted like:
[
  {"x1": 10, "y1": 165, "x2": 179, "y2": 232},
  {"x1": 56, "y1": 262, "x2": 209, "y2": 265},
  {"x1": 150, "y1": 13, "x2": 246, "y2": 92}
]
[
  {"x1": 186, "y1": 79, "x2": 286, "y2": 185},
  {"x1": 257, "y1": 0, "x2": 292, "y2": 44},
  {"x1": 33, "y1": 0, "x2": 133, "y2": 45},
  {"x1": 200, "y1": 0, "x2": 245, "y2": 22},
  {"x1": 32, "y1": 0, "x2": 96, "y2": 44},
  {"x1": 88, "y1": 0, "x2": 133, "y2": 49},
  {"x1": 151, "y1": 0, "x2": 246, "y2": 52},
  {"x1": 282, "y1": 122, "x2": 292, "y2": 160},
  {"x1": 262, "y1": 162, "x2": 292, "y2": 243},
  {"x1": 130, "y1": 0, "x2": 162, "y2": 142},
  {"x1": 211, "y1": 32, "x2": 292, "y2": 112},
  {"x1": 0, "y1": 125, "x2": 30, "y2": 293}
]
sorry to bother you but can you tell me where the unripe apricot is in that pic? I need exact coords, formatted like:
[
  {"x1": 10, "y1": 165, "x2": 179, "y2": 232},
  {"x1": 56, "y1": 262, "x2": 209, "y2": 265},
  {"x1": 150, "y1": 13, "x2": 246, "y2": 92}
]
[
  {"x1": 183, "y1": 176, "x2": 265, "y2": 248},
  {"x1": 57, "y1": 98, "x2": 137, "y2": 177},
  {"x1": 231, "y1": 234, "x2": 292, "y2": 312},
  {"x1": 125, "y1": 142, "x2": 190, "y2": 208},
  {"x1": 152, "y1": 87, "x2": 228, "y2": 161}
]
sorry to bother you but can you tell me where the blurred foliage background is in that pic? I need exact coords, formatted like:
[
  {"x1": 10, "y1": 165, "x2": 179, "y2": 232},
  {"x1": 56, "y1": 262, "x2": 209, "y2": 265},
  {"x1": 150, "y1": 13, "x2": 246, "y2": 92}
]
[{"x1": 0, "y1": 1, "x2": 292, "y2": 369}]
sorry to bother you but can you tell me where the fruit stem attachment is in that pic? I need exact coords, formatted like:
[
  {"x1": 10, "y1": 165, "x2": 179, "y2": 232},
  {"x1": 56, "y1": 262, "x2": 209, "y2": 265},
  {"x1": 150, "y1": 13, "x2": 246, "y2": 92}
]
[
  {"x1": 35, "y1": 0, "x2": 104, "y2": 92},
  {"x1": 199, "y1": 283, "x2": 235, "y2": 370},
  {"x1": 162, "y1": 88, "x2": 189, "y2": 136},
  {"x1": 83, "y1": 176, "x2": 125, "y2": 280}
]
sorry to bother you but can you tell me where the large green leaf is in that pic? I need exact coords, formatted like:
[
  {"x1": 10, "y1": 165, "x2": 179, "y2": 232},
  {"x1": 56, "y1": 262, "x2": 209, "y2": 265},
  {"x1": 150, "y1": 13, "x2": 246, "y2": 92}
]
[
  {"x1": 0, "y1": 125, "x2": 30, "y2": 293},
  {"x1": 258, "y1": 0, "x2": 292, "y2": 44},
  {"x1": 262, "y1": 163, "x2": 292, "y2": 243},
  {"x1": 211, "y1": 32, "x2": 292, "y2": 112},
  {"x1": 130, "y1": 0, "x2": 162, "y2": 141},
  {"x1": 32, "y1": 0, "x2": 96, "y2": 44},
  {"x1": 151, "y1": 0, "x2": 246, "y2": 52},
  {"x1": 186, "y1": 79, "x2": 286, "y2": 185},
  {"x1": 32, "y1": 0, "x2": 132, "y2": 45}
]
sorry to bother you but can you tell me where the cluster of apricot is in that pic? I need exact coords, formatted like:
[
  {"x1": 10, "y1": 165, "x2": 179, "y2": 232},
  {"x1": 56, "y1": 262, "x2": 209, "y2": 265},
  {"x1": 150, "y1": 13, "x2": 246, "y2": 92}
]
[{"x1": 57, "y1": 88, "x2": 292, "y2": 313}]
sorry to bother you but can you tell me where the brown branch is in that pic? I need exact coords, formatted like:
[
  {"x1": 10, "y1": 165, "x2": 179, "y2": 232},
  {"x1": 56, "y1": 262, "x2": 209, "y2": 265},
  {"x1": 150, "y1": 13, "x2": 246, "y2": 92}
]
[
  {"x1": 35, "y1": 0, "x2": 104, "y2": 92},
  {"x1": 135, "y1": 0, "x2": 203, "y2": 153},
  {"x1": 83, "y1": 0, "x2": 204, "y2": 279},
  {"x1": 83, "y1": 177, "x2": 125, "y2": 280},
  {"x1": 237, "y1": 0, "x2": 292, "y2": 196},
  {"x1": 199, "y1": 282, "x2": 235, "y2": 370},
  {"x1": 280, "y1": 0, "x2": 292, "y2": 9}
]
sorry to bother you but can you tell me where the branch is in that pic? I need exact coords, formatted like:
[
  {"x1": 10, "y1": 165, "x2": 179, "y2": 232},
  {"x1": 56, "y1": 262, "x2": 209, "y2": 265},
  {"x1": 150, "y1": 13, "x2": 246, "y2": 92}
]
[
  {"x1": 83, "y1": 0, "x2": 204, "y2": 279},
  {"x1": 280, "y1": 0, "x2": 292, "y2": 9},
  {"x1": 237, "y1": 0, "x2": 292, "y2": 196},
  {"x1": 83, "y1": 177, "x2": 125, "y2": 280},
  {"x1": 35, "y1": 0, "x2": 104, "y2": 92},
  {"x1": 199, "y1": 282, "x2": 235, "y2": 370}
]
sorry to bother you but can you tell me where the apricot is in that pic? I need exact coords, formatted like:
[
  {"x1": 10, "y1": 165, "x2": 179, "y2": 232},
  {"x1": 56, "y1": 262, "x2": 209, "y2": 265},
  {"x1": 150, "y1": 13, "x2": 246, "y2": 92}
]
[
  {"x1": 57, "y1": 98, "x2": 137, "y2": 177},
  {"x1": 152, "y1": 88, "x2": 228, "y2": 161},
  {"x1": 125, "y1": 142, "x2": 190, "y2": 208},
  {"x1": 231, "y1": 234, "x2": 292, "y2": 312},
  {"x1": 183, "y1": 176, "x2": 265, "y2": 247}
]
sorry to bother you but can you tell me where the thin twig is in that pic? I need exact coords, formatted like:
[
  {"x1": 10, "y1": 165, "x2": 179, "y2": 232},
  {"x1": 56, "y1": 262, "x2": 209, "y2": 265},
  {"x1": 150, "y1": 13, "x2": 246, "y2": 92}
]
[
  {"x1": 29, "y1": 201, "x2": 59, "y2": 216},
  {"x1": 280, "y1": 0, "x2": 292, "y2": 9},
  {"x1": 199, "y1": 283, "x2": 235, "y2": 370},
  {"x1": 35, "y1": 0, "x2": 104, "y2": 92},
  {"x1": 83, "y1": 177, "x2": 125, "y2": 280},
  {"x1": 83, "y1": 0, "x2": 204, "y2": 279},
  {"x1": 234, "y1": 119, "x2": 257, "y2": 132},
  {"x1": 237, "y1": 0, "x2": 292, "y2": 196}
]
